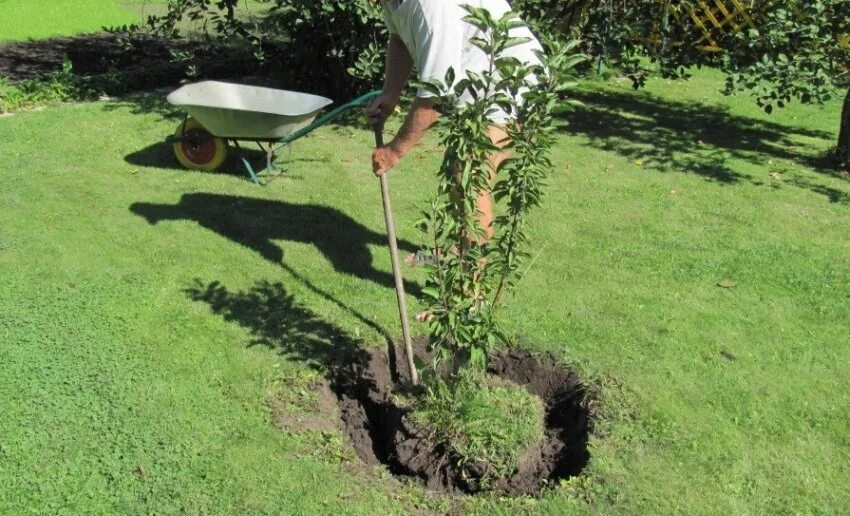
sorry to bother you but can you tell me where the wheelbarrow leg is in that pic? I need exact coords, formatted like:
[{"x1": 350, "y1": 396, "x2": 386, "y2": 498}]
[
  {"x1": 232, "y1": 140, "x2": 261, "y2": 186},
  {"x1": 266, "y1": 145, "x2": 275, "y2": 174}
]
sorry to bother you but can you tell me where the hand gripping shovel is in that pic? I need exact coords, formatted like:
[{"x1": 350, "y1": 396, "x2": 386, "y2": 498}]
[{"x1": 373, "y1": 123, "x2": 419, "y2": 386}]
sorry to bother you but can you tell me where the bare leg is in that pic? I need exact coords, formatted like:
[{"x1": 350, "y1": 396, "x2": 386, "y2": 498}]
[
  {"x1": 475, "y1": 125, "x2": 511, "y2": 243},
  {"x1": 417, "y1": 125, "x2": 511, "y2": 321},
  {"x1": 410, "y1": 125, "x2": 511, "y2": 266}
]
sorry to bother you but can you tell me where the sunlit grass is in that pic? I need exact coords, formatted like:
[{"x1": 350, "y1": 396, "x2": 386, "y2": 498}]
[
  {"x1": 0, "y1": 1, "x2": 160, "y2": 42},
  {"x1": 0, "y1": 67, "x2": 847, "y2": 513}
]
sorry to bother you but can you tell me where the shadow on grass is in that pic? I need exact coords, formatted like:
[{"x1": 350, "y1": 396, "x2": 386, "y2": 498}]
[
  {"x1": 563, "y1": 89, "x2": 839, "y2": 186},
  {"x1": 124, "y1": 140, "x2": 261, "y2": 180},
  {"x1": 104, "y1": 92, "x2": 184, "y2": 121},
  {"x1": 124, "y1": 139, "x2": 331, "y2": 183},
  {"x1": 129, "y1": 193, "x2": 420, "y2": 294},
  {"x1": 185, "y1": 279, "x2": 368, "y2": 367},
  {"x1": 788, "y1": 178, "x2": 850, "y2": 204},
  {"x1": 184, "y1": 278, "x2": 391, "y2": 387}
]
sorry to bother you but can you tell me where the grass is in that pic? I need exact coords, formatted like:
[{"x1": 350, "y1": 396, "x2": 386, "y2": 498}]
[
  {"x1": 0, "y1": 67, "x2": 848, "y2": 513},
  {"x1": 0, "y1": 1, "x2": 159, "y2": 42},
  {"x1": 0, "y1": 0, "x2": 277, "y2": 43},
  {"x1": 416, "y1": 374, "x2": 545, "y2": 486}
]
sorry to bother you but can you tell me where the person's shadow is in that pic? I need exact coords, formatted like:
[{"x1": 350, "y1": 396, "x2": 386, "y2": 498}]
[{"x1": 130, "y1": 193, "x2": 421, "y2": 294}]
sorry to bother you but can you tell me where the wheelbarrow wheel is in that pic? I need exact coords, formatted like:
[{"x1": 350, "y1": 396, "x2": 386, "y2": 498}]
[{"x1": 173, "y1": 118, "x2": 228, "y2": 171}]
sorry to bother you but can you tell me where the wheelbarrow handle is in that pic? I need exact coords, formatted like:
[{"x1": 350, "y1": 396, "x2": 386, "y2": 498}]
[{"x1": 279, "y1": 90, "x2": 383, "y2": 144}]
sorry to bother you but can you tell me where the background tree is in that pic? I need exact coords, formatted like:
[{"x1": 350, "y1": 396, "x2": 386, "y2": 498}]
[{"x1": 547, "y1": 0, "x2": 850, "y2": 168}]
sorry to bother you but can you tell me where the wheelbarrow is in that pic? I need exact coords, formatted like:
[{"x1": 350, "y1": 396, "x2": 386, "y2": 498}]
[{"x1": 166, "y1": 81, "x2": 380, "y2": 185}]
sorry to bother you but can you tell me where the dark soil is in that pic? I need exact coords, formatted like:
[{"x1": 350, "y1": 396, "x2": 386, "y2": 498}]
[
  {"x1": 332, "y1": 340, "x2": 592, "y2": 496},
  {"x1": 0, "y1": 32, "x2": 256, "y2": 92}
]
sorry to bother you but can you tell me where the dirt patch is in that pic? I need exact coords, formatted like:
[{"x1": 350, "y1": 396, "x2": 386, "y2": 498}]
[
  {"x1": 0, "y1": 32, "x2": 255, "y2": 92},
  {"x1": 271, "y1": 379, "x2": 340, "y2": 434},
  {"x1": 331, "y1": 340, "x2": 592, "y2": 496}
]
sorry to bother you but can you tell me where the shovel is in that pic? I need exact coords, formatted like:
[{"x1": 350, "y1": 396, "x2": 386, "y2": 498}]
[{"x1": 373, "y1": 123, "x2": 419, "y2": 386}]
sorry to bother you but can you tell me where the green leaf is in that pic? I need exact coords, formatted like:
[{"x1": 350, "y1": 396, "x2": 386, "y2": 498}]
[{"x1": 421, "y1": 287, "x2": 441, "y2": 300}]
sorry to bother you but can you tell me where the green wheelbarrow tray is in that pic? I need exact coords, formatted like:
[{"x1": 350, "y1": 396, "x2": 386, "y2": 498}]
[{"x1": 166, "y1": 81, "x2": 381, "y2": 185}]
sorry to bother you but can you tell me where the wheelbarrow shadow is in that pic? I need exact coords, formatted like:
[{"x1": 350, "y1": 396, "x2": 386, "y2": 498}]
[
  {"x1": 124, "y1": 142, "x2": 329, "y2": 182},
  {"x1": 130, "y1": 193, "x2": 421, "y2": 296}
]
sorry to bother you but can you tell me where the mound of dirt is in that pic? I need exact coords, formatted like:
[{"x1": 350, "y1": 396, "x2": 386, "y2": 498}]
[{"x1": 331, "y1": 341, "x2": 592, "y2": 496}]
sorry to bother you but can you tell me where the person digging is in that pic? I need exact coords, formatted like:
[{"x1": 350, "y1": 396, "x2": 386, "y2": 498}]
[{"x1": 366, "y1": 0, "x2": 544, "y2": 320}]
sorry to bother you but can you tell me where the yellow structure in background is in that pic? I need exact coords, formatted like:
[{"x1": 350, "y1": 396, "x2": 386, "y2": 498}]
[
  {"x1": 677, "y1": 1, "x2": 849, "y2": 53},
  {"x1": 625, "y1": 0, "x2": 759, "y2": 52},
  {"x1": 560, "y1": 0, "x2": 847, "y2": 54},
  {"x1": 676, "y1": 0, "x2": 758, "y2": 52}
]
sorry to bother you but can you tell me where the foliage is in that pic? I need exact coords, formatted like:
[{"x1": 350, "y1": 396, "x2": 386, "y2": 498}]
[
  {"x1": 531, "y1": 0, "x2": 850, "y2": 166},
  {"x1": 545, "y1": 1, "x2": 850, "y2": 112},
  {"x1": 417, "y1": 8, "x2": 584, "y2": 373},
  {"x1": 506, "y1": 0, "x2": 588, "y2": 40},
  {"x1": 719, "y1": 1, "x2": 850, "y2": 111},
  {"x1": 415, "y1": 373, "x2": 544, "y2": 488},
  {"x1": 144, "y1": 0, "x2": 386, "y2": 98},
  {"x1": 140, "y1": 1, "x2": 591, "y2": 97},
  {"x1": 0, "y1": 59, "x2": 87, "y2": 113}
]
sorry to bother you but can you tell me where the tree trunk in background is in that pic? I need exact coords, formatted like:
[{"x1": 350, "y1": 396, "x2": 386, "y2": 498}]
[{"x1": 838, "y1": 86, "x2": 850, "y2": 170}]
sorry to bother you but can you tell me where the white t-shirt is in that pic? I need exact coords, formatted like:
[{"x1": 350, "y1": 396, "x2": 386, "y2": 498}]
[{"x1": 382, "y1": 0, "x2": 543, "y2": 121}]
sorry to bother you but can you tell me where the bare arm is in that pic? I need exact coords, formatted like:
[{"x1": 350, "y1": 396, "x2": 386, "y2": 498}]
[
  {"x1": 373, "y1": 97, "x2": 440, "y2": 176},
  {"x1": 369, "y1": 35, "x2": 441, "y2": 175},
  {"x1": 368, "y1": 35, "x2": 414, "y2": 126},
  {"x1": 383, "y1": 35, "x2": 414, "y2": 105},
  {"x1": 388, "y1": 97, "x2": 439, "y2": 157}
]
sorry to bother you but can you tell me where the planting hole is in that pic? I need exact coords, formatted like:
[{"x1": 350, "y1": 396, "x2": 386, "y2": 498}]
[{"x1": 331, "y1": 340, "x2": 592, "y2": 496}]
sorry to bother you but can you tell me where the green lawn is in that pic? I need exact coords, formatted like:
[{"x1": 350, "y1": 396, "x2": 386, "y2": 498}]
[
  {"x1": 0, "y1": 1, "x2": 155, "y2": 42},
  {"x1": 0, "y1": 0, "x2": 272, "y2": 43},
  {"x1": 0, "y1": 69, "x2": 848, "y2": 513}
]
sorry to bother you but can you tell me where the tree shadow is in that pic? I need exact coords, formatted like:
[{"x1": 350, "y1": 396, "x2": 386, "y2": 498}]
[
  {"x1": 185, "y1": 279, "x2": 367, "y2": 368},
  {"x1": 130, "y1": 193, "x2": 420, "y2": 294},
  {"x1": 562, "y1": 88, "x2": 837, "y2": 185},
  {"x1": 184, "y1": 278, "x2": 391, "y2": 389},
  {"x1": 788, "y1": 178, "x2": 850, "y2": 205}
]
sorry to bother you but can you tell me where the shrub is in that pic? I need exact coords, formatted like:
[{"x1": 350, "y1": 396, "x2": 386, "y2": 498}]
[
  {"x1": 145, "y1": 0, "x2": 386, "y2": 99},
  {"x1": 0, "y1": 59, "x2": 85, "y2": 113},
  {"x1": 142, "y1": 1, "x2": 582, "y2": 99}
]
